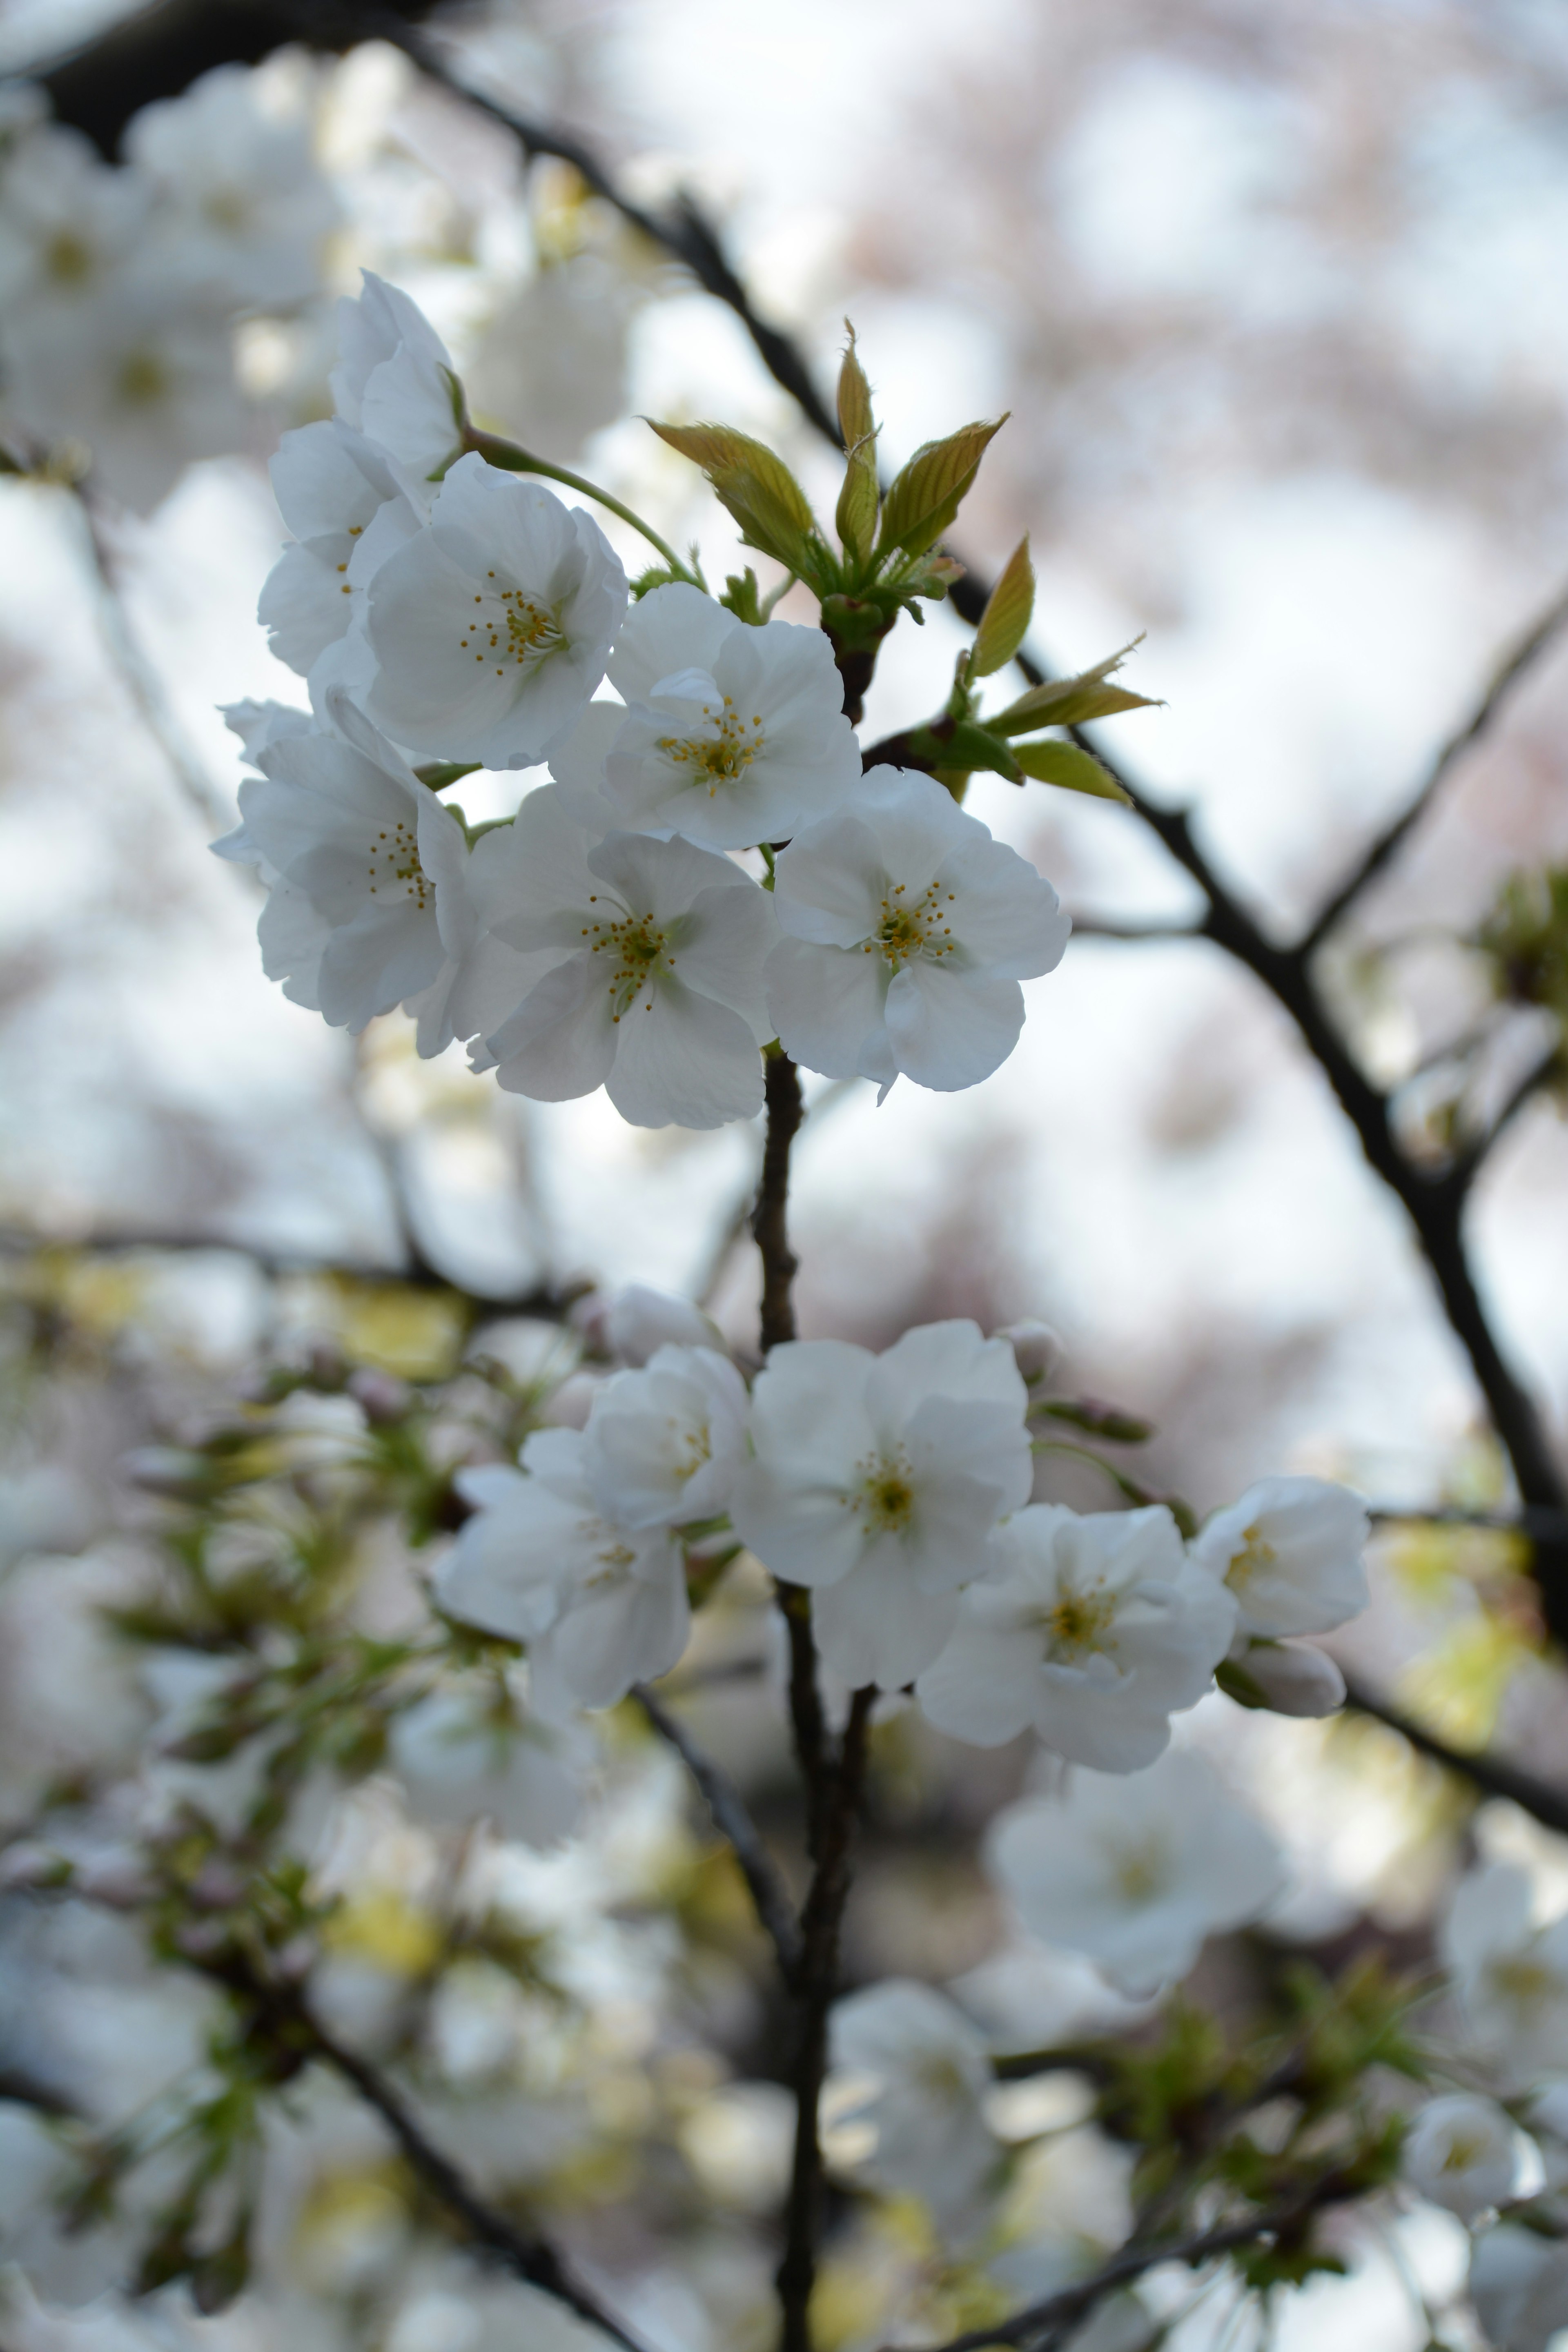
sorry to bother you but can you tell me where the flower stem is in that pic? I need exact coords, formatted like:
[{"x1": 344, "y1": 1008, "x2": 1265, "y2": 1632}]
[{"x1": 463, "y1": 426, "x2": 702, "y2": 584}]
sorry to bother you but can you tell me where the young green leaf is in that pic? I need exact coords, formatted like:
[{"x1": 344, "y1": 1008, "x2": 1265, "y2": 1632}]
[
  {"x1": 970, "y1": 535, "x2": 1035, "y2": 677},
  {"x1": 648, "y1": 420, "x2": 818, "y2": 571},
  {"x1": 1012, "y1": 739, "x2": 1133, "y2": 804},
  {"x1": 990, "y1": 637, "x2": 1160, "y2": 735},
  {"x1": 837, "y1": 324, "x2": 876, "y2": 450},
  {"x1": 834, "y1": 327, "x2": 880, "y2": 566},
  {"x1": 876, "y1": 416, "x2": 1007, "y2": 561}
]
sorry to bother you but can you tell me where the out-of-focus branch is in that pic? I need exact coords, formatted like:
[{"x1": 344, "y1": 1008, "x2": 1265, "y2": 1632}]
[
  {"x1": 1342, "y1": 1674, "x2": 1568, "y2": 1837},
  {"x1": 631, "y1": 1682, "x2": 803, "y2": 1984},
  {"x1": 1301, "y1": 581, "x2": 1568, "y2": 955},
  {"x1": 778, "y1": 1683, "x2": 875, "y2": 2352},
  {"x1": 1447, "y1": 1041, "x2": 1561, "y2": 1198},
  {"x1": 904, "y1": 2177, "x2": 1356, "y2": 2352}
]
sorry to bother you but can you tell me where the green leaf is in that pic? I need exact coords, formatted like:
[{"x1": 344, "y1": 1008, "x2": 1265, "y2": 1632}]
[
  {"x1": 916, "y1": 717, "x2": 1022, "y2": 782},
  {"x1": 876, "y1": 416, "x2": 1007, "y2": 560},
  {"x1": 990, "y1": 637, "x2": 1159, "y2": 734},
  {"x1": 1012, "y1": 739, "x2": 1133, "y2": 804},
  {"x1": 413, "y1": 762, "x2": 481, "y2": 791},
  {"x1": 970, "y1": 536, "x2": 1035, "y2": 677},
  {"x1": 837, "y1": 323, "x2": 876, "y2": 450},
  {"x1": 648, "y1": 420, "x2": 818, "y2": 570}
]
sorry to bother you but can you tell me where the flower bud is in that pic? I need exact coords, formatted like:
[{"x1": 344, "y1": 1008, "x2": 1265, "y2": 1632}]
[
  {"x1": 604, "y1": 1284, "x2": 723, "y2": 1368},
  {"x1": 540, "y1": 1371, "x2": 601, "y2": 1430},
  {"x1": 1403, "y1": 2092, "x2": 1520, "y2": 2219},
  {"x1": 1225, "y1": 1637, "x2": 1345, "y2": 1717},
  {"x1": 994, "y1": 1320, "x2": 1063, "y2": 1384}
]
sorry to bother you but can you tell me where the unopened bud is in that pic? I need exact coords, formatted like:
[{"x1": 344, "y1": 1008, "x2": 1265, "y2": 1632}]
[
  {"x1": 995, "y1": 1320, "x2": 1064, "y2": 1383},
  {"x1": 604, "y1": 1284, "x2": 723, "y2": 1367},
  {"x1": 1222, "y1": 1637, "x2": 1345, "y2": 1718},
  {"x1": 541, "y1": 1372, "x2": 601, "y2": 1430}
]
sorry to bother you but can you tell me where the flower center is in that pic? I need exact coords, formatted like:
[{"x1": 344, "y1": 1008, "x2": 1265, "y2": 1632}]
[
  {"x1": 45, "y1": 229, "x2": 94, "y2": 285},
  {"x1": 1489, "y1": 1951, "x2": 1560, "y2": 2016},
  {"x1": 116, "y1": 349, "x2": 169, "y2": 407},
  {"x1": 656, "y1": 695, "x2": 766, "y2": 793},
  {"x1": 672, "y1": 1420, "x2": 712, "y2": 1483},
  {"x1": 915, "y1": 2053, "x2": 971, "y2": 2105},
  {"x1": 580, "y1": 900, "x2": 673, "y2": 1022},
  {"x1": 1039, "y1": 1580, "x2": 1117, "y2": 1661},
  {"x1": 866, "y1": 881, "x2": 960, "y2": 970},
  {"x1": 1226, "y1": 1524, "x2": 1276, "y2": 1590},
  {"x1": 203, "y1": 189, "x2": 249, "y2": 234},
  {"x1": 458, "y1": 574, "x2": 567, "y2": 680},
  {"x1": 1111, "y1": 1839, "x2": 1168, "y2": 1902},
  {"x1": 848, "y1": 1448, "x2": 917, "y2": 1534},
  {"x1": 365, "y1": 815, "x2": 432, "y2": 910},
  {"x1": 583, "y1": 1539, "x2": 639, "y2": 1594},
  {"x1": 1441, "y1": 2133, "x2": 1488, "y2": 2174}
]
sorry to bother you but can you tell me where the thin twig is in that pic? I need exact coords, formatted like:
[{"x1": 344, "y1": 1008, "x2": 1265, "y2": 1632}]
[
  {"x1": 1342, "y1": 1674, "x2": 1568, "y2": 1836},
  {"x1": 1302, "y1": 581, "x2": 1568, "y2": 954},
  {"x1": 1448, "y1": 1040, "x2": 1561, "y2": 1197},
  {"x1": 754, "y1": 1051, "x2": 805, "y2": 1353},
  {"x1": 903, "y1": 2177, "x2": 1354, "y2": 2352},
  {"x1": 777, "y1": 1683, "x2": 876, "y2": 2352},
  {"x1": 631, "y1": 1682, "x2": 803, "y2": 1984}
]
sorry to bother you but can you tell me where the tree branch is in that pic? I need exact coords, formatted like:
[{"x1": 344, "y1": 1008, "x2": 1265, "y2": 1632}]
[
  {"x1": 777, "y1": 1682, "x2": 876, "y2": 2352},
  {"x1": 754, "y1": 1051, "x2": 804, "y2": 1354},
  {"x1": 1447, "y1": 1040, "x2": 1561, "y2": 1198},
  {"x1": 902, "y1": 2178, "x2": 1355, "y2": 2352},
  {"x1": 1342, "y1": 1673, "x2": 1568, "y2": 1836},
  {"x1": 631, "y1": 1682, "x2": 803, "y2": 1985},
  {"x1": 1301, "y1": 581, "x2": 1568, "y2": 956}
]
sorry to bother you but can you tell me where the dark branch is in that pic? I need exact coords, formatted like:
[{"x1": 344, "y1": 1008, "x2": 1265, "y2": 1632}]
[
  {"x1": 632, "y1": 1683, "x2": 803, "y2": 1985},
  {"x1": 1447, "y1": 1041, "x2": 1561, "y2": 1198},
  {"x1": 1302, "y1": 581, "x2": 1568, "y2": 955},
  {"x1": 904, "y1": 2178, "x2": 1355, "y2": 2352},
  {"x1": 754, "y1": 1051, "x2": 804, "y2": 1354},
  {"x1": 1343, "y1": 1674, "x2": 1568, "y2": 1837},
  {"x1": 777, "y1": 1683, "x2": 876, "y2": 2352}
]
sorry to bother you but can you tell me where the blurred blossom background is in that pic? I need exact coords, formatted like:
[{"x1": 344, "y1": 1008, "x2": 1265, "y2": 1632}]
[{"x1": 2, "y1": 3, "x2": 1568, "y2": 2349}]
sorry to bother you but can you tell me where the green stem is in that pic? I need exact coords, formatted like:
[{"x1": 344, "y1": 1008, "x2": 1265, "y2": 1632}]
[{"x1": 463, "y1": 427, "x2": 702, "y2": 586}]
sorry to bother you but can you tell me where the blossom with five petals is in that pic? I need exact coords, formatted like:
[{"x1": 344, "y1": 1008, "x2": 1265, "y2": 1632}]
[
  {"x1": 258, "y1": 416, "x2": 420, "y2": 681},
  {"x1": 364, "y1": 452, "x2": 627, "y2": 768},
  {"x1": 581, "y1": 1344, "x2": 750, "y2": 1530},
  {"x1": 1191, "y1": 1474, "x2": 1368, "y2": 1640},
  {"x1": 1401, "y1": 2093, "x2": 1521, "y2": 2222},
  {"x1": 766, "y1": 767, "x2": 1070, "y2": 1096},
  {"x1": 474, "y1": 784, "x2": 779, "y2": 1129},
  {"x1": 730, "y1": 1320, "x2": 1032, "y2": 1688},
  {"x1": 1443, "y1": 1861, "x2": 1568, "y2": 2089},
  {"x1": 828, "y1": 1979, "x2": 1000, "y2": 2227},
  {"x1": 987, "y1": 1750, "x2": 1285, "y2": 1999},
  {"x1": 330, "y1": 269, "x2": 464, "y2": 492},
  {"x1": 437, "y1": 1430, "x2": 689, "y2": 1715},
  {"x1": 916, "y1": 1504, "x2": 1236, "y2": 1767}
]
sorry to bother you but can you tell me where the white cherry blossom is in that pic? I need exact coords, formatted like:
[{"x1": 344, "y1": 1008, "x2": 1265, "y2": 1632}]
[
  {"x1": 1470, "y1": 2225, "x2": 1568, "y2": 2352},
  {"x1": 124, "y1": 61, "x2": 339, "y2": 310},
  {"x1": 987, "y1": 1751, "x2": 1285, "y2": 1999},
  {"x1": 1223, "y1": 1636, "x2": 1347, "y2": 1717},
  {"x1": 437, "y1": 1432, "x2": 689, "y2": 1714},
  {"x1": 0, "y1": 122, "x2": 149, "y2": 310},
  {"x1": 1443, "y1": 1862, "x2": 1568, "y2": 2087},
  {"x1": 474, "y1": 785, "x2": 779, "y2": 1128},
  {"x1": 554, "y1": 582, "x2": 861, "y2": 850},
  {"x1": 766, "y1": 766, "x2": 1070, "y2": 1096},
  {"x1": 916, "y1": 1504, "x2": 1236, "y2": 1767},
  {"x1": 258, "y1": 417, "x2": 420, "y2": 680},
  {"x1": 389, "y1": 1677, "x2": 592, "y2": 1848},
  {"x1": 1192, "y1": 1474, "x2": 1368, "y2": 1640},
  {"x1": 827, "y1": 1979, "x2": 1000, "y2": 2226},
  {"x1": 731, "y1": 1321, "x2": 1032, "y2": 1688},
  {"x1": 602, "y1": 1283, "x2": 724, "y2": 1366},
  {"x1": 1401, "y1": 2093, "x2": 1521, "y2": 2221},
  {"x1": 582, "y1": 1345, "x2": 750, "y2": 1530},
  {"x1": 331, "y1": 270, "x2": 464, "y2": 490},
  {"x1": 364, "y1": 452, "x2": 627, "y2": 768}
]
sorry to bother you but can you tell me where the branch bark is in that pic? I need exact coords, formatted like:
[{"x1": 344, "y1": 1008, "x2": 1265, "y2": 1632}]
[
  {"x1": 1342, "y1": 1673, "x2": 1568, "y2": 1836},
  {"x1": 631, "y1": 1683, "x2": 803, "y2": 1984},
  {"x1": 754, "y1": 1051, "x2": 805, "y2": 1354},
  {"x1": 777, "y1": 1683, "x2": 876, "y2": 2352}
]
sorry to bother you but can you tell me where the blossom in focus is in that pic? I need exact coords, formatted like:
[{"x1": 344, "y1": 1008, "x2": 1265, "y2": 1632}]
[
  {"x1": 766, "y1": 767, "x2": 1070, "y2": 1095},
  {"x1": 731, "y1": 1321, "x2": 1032, "y2": 1688},
  {"x1": 389, "y1": 1679, "x2": 592, "y2": 1848},
  {"x1": 437, "y1": 1431, "x2": 689, "y2": 1713},
  {"x1": 330, "y1": 270, "x2": 464, "y2": 492},
  {"x1": 1469, "y1": 2225, "x2": 1568, "y2": 2352},
  {"x1": 124, "y1": 61, "x2": 339, "y2": 310},
  {"x1": 211, "y1": 697, "x2": 509, "y2": 1051},
  {"x1": 1443, "y1": 1862, "x2": 1568, "y2": 2087},
  {"x1": 364, "y1": 453, "x2": 627, "y2": 767},
  {"x1": 1192, "y1": 1474, "x2": 1368, "y2": 1641},
  {"x1": 258, "y1": 417, "x2": 420, "y2": 681},
  {"x1": 916, "y1": 1504, "x2": 1236, "y2": 1767},
  {"x1": 475, "y1": 785, "x2": 779, "y2": 1128},
  {"x1": 987, "y1": 1750, "x2": 1285, "y2": 1999},
  {"x1": 559, "y1": 582, "x2": 862, "y2": 850},
  {"x1": 582, "y1": 1345, "x2": 749, "y2": 1530},
  {"x1": 1401, "y1": 2092, "x2": 1520, "y2": 2221},
  {"x1": 827, "y1": 1979, "x2": 1000, "y2": 2226}
]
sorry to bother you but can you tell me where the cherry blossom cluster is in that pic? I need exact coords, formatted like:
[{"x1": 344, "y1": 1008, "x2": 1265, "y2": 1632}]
[
  {"x1": 0, "y1": 63, "x2": 339, "y2": 512},
  {"x1": 218, "y1": 275, "x2": 1072, "y2": 1125}
]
